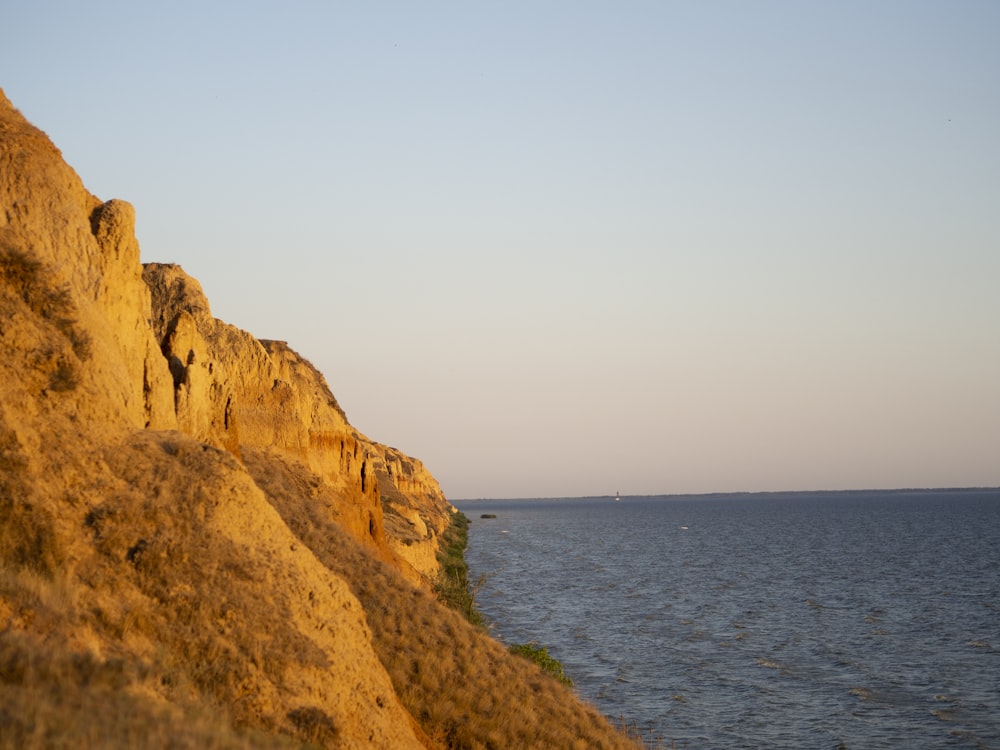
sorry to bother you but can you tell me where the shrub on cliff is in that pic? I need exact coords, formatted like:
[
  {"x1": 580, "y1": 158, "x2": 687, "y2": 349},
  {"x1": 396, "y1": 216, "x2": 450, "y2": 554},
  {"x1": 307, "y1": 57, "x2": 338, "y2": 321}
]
[
  {"x1": 509, "y1": 642, "x2": 574, "y2": 687},
  {"x1": 432, "y1": 510, "x2": 485, "y2": 627}
]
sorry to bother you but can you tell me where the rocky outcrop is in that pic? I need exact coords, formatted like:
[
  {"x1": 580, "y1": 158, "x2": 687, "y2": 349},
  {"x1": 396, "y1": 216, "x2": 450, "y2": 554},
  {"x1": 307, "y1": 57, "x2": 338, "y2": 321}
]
[
  {"x1": 374, "y1": 444, "x2": 457, "y2": 579},
  {"x1": 91, "y1": 199, "x2": 177, "y2": 430},
  {"x1": 0, "y1": 90, "x2": 176, "y2": 435},
  {"x1": 141, "y1": 262, "x2": 453, "y2": 574}
]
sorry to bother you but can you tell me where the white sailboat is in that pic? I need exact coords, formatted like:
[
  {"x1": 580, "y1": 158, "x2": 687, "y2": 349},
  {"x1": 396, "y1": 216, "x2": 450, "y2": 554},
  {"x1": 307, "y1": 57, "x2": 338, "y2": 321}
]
[{"x1": 615, "y1": 490, "x2": 621, "y2": 502}]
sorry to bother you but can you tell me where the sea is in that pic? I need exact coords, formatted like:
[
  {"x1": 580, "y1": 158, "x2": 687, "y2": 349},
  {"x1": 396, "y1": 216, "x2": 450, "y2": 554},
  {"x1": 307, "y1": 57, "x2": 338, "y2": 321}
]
[{"x1": 455, "y1": 489, "x2": 1000, "y2": 749}]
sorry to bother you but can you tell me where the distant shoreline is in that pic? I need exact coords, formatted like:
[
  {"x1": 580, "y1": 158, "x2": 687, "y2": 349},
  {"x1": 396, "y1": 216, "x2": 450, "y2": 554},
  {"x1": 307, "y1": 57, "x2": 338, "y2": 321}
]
[{"x1": 454, "y1": 486, "x2": 1000, "y2": 504}]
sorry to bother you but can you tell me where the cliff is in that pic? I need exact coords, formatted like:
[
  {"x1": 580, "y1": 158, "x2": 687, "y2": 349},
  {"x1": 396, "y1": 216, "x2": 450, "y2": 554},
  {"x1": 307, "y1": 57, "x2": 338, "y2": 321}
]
[
  {"x1": 0, "y1": 89, "x2": 638, "y2": 749},
  {"x1": 140, "y1": 260, "x2": 453, "y2": 581}
]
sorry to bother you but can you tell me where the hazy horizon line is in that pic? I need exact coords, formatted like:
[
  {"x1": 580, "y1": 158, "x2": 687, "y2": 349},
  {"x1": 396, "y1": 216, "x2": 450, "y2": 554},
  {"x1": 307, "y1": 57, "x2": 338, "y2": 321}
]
[{"x1": 453, "y1": 486, "x2": 1000, "y2": 503}]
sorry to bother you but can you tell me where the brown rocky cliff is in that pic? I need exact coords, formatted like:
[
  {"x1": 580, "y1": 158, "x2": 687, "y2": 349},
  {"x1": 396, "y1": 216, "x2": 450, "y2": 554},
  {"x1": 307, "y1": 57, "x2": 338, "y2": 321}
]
[
  {"x1": 373, "y1": 443, "x2": 457, "y2": 579},
  {"x1": 1, "y1": 83, "x2": 450, "y2": 575},
  {"x1": 142, "y1": 262, "x2": 453, "y2": 575},
  {"x1": 0, "y1": 89, "x2": 176, "y2": 436},
  {"x1": 0, "y1": 89, "x2": 434, "y2": 747}
]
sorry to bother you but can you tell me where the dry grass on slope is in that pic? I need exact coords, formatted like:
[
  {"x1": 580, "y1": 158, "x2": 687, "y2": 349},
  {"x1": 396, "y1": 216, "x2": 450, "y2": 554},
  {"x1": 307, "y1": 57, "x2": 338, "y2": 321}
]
[
  {"x1": 0, "y1": 618, "x2": 294, "y2": 750},
  {"x1": 0, "y1": 245, "x2": 93, "y2": 396},
  {"x1": 245, "y1": 449, "x2": 641, "y2": 750},
  {"x1": 86, "y1": 431, "x2": 425, "y2": 748},
  {"x1": 0, "y1": 447, "x2": 303, "y2": 749},
  {"x1": 2, "y1": 427, "x2": 428, "y2": 749}
]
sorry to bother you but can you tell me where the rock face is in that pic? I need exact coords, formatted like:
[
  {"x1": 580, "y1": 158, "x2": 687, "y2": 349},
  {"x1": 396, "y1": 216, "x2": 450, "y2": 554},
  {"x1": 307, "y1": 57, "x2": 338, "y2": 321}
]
[
  {"x1": 141, "y1": 261, "x2": 453, "y2": 578},
  {"x1": 0, "y1": 91, "x2": 176, "y2": 435},
  {"x1": 0, "y1": 89, "x2": 640, "y2": 750}
]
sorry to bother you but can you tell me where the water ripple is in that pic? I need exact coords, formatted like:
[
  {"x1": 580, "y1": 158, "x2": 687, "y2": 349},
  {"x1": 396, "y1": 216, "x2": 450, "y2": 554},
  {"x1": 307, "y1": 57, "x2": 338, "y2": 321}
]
[{"x1": 461, "y1": 490, "x2": 1000, "y2": 749}]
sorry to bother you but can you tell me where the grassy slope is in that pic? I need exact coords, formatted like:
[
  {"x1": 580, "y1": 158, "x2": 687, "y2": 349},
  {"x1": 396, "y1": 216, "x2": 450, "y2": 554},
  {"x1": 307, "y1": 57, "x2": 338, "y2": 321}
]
[
  {"x1": 1, "y1": 429, "x2": 640, "y2": 749},
  {"x1": 246, "y1": 449, "x2": 640, "y2": 750},
  {"x1": 0, "y1": 433, "x2": 311, "y2": 749}
]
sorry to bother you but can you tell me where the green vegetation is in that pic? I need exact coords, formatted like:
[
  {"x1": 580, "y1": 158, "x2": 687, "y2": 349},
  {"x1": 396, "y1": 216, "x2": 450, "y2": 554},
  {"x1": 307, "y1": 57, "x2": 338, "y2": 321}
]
[
  {"x1": 430, "y1": 511, "x2": 574, "y2": 688},
  {"x1": 433, "y1": 510, "x2": 484, "y2": 627},
  {"x1": 427, "y1": 509, "x2": 670, "y2": 745},
  {"x1": 508, "y1": 642, "x2": 574, "y2": 687}
]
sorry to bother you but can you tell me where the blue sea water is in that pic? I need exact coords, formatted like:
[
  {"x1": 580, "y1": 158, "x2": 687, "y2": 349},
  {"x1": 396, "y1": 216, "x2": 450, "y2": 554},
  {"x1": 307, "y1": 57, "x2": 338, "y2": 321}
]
[{"x1": 456, "y1": 489, "x2": 1000, "y2": 749}]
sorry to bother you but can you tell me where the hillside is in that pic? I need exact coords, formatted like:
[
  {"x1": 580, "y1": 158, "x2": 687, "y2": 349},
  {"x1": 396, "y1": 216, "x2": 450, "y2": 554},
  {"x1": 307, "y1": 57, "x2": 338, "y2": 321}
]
[{"x1": 0, "y1": 88, "x2": 639, "y2": 748}]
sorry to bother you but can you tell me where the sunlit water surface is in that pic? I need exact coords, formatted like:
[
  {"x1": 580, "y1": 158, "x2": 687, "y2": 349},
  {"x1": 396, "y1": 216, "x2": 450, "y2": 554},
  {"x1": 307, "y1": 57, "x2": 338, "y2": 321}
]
[{"x1": 457, "y1": 490, "x2": 1000, "y2": 749}]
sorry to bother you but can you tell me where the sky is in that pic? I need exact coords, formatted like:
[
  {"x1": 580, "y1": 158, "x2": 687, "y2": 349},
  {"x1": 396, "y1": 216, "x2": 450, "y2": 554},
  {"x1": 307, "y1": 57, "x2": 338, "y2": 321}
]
[{"x1": 3, "y1": 1, "x2": 998, "y2": 498}]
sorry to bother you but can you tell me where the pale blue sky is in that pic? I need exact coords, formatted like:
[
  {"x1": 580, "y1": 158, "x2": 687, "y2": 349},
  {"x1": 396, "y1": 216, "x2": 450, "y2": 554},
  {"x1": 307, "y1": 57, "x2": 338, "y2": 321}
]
[{"x1": 4, "y1": 1, "x2": 998, "y2": 498}]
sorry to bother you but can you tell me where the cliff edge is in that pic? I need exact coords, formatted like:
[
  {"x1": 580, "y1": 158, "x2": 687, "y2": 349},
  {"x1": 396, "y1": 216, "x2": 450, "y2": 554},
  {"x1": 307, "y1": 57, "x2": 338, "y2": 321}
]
[
  {"x1": 0, "y1": 89, "x2": 638, "y2": 749},
  {"x1": 140, "y1": 260, "x2": 454, "y2": 581}
]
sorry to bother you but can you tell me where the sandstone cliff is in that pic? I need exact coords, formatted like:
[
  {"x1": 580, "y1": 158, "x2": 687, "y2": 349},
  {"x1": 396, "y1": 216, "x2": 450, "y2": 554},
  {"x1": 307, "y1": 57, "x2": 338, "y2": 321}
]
[
  {"x1": 140, "y1": 260, "x2": 453, "y2": 581},
  {"x1": 0, "y1": 89, "x2": 639, "y2": 749}
]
